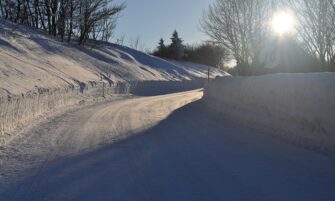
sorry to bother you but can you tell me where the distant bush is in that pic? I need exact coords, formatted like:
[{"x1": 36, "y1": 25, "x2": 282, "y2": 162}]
[
  {"x1": 264, "y1": 38, "x2": 321, "y2": 74},
  {"x1": 153, "y1": 31, "x2": 228, "y2": 68},
  {"x1": 227, "y1": 38, "x2": 321, "y2": 76},
  {"x1": 183, "y1": 43, "x2": 228, "y2": 68}
]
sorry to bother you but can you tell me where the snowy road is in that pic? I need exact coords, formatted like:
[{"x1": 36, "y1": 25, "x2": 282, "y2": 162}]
[{"x1": 1, "y1": 89, "x2": 335, "y2": 201}]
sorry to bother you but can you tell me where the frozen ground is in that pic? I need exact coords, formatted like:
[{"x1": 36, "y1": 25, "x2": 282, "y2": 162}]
[{"x1": 1, "y1": 90, "x2": 335, "y2": 201}]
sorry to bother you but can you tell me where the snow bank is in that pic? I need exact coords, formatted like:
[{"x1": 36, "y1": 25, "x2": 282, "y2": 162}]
[
  {"x1": 129, "y1": 79, "x2": 205, "y2": 96},
  {"x1": 204, "y1": 73, "x2": 335, "y2": 152},
  {"x1": 0, "y1": 87, "x2": 79, "y2": 142},
  {"x1": 0, "y1": 79, "x2": 206, "y2": 142},
  {"x1": 0, "y1": 19, "x2": 227, "y2": 139},
  {"x1": 0, "y1": 19, "x2": 226, "y2": 97}
]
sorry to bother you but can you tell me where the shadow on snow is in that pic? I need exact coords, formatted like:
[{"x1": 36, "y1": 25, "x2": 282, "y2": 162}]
[{"x1": 3, "y1": 100, "x2": 335, "y2": 201}]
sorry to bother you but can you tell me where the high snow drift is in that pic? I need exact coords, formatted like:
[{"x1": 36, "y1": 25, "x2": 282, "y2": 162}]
[
  {"x1": 204, "y1": 73, "x2": 335, "y2": 152},
  {"x1": 0, "y1": 19, "x2": 227, "y2": 97}
]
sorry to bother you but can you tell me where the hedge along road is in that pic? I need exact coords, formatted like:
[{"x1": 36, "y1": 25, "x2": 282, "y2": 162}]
[{"x1": 1, "y1": 89, "x2": 335, "y2": 201}]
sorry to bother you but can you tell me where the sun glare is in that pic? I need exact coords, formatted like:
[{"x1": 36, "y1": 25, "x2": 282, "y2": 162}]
[{"x1": 271, "y1": 11, "x2": 295, "y2": 35}]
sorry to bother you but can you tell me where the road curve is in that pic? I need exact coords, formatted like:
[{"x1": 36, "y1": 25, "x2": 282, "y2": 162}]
[
  {"x1": 0, "y1": 90, "x2": 203, "y2": 197},
  {"x1": 1, "y1": 89, "x2": 335, "y2": 201}
]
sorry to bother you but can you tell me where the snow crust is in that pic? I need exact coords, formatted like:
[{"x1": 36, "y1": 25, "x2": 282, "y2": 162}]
[{"x1": 204, "y1": 73, "x2": 335, "y2": 152}]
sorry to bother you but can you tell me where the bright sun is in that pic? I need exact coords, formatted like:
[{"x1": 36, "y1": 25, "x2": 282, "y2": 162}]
[{"x1": 271, "y1": 11, "x2": 295, "y2": 35}]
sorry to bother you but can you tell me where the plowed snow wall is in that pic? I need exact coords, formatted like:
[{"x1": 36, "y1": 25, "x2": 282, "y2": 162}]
[
  {"x1": 129, "y1": 79, "x2": 205, "y2": 96},
  {"x1": 0, "y1": 79, "x2": 204, "y2": 143},
  {"x1": 204, "y1": 73, "x2": 335, "y2": 152}
]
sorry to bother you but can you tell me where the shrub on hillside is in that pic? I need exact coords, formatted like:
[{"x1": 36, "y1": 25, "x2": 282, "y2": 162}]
[
  {"x1": 153, "y1": 31, "x2": 228, "y2": 68},
  {"x1": 183, "y1": 43, "x2": 228, "y2": 68}
]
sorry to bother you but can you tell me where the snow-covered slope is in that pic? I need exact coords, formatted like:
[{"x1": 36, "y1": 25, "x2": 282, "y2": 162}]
[
  {"x1": 204, "y1": 73, "x2": 335, "y2": 152},
  {"x1": 0, "y1": 19, "x2": 227, "y2": 97}
]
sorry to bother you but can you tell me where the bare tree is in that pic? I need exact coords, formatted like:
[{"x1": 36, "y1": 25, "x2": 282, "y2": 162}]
[
  {"x1": 66, "y1": 0, "x2": 77, "y2": 42},
  {"x1": 201, "y1": 0, "x2": 274, "y2": 74},
  {"x1": 0, "y1": 0, "x2": 125, "y2": 45},
  {"x1": 328, "y1": 0, "x2": 335, "y2": 70},
  {"x1": 100, "y1": 17, "x2": 117, "y2": 42},
  {"x1": 289, "y1": 0, "x2": 335, "y2": 71},
  {"x1": 128, "y1": 36, "x2": 145, "y2": 51},
  {"x1": 0, "y1": 0, "x2": 4, "y2": 16},
  {"x1": 77, "y1": 0, "x2": 125, "y2": 45},
  {"x1": 115, "y1": 33, "x2": 126, "y2": 46}
]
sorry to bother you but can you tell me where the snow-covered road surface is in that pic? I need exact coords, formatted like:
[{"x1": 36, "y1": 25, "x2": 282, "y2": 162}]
[{"x1": 1, "y1": 89, "x2": 335, "y2": 201}]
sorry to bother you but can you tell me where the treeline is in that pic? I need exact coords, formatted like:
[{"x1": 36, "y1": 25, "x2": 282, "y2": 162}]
[
  {"x1": 153, "y1": 30, "x2": 227, "y2": 68},
  {"x1": 0, "y1": 0, "x2": 125, "y2": 44},
  {"x1": 202, "y1": 0, "x2": 335, "y2": 75}
]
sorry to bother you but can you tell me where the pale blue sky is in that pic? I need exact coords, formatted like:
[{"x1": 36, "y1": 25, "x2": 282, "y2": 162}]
[{"x1": 113, "y1": 0, "x2": 215, "y2": 50}]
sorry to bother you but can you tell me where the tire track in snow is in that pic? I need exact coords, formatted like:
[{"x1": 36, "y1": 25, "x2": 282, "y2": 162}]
[
  {"x1": 2, "y1": 88, "x2": 335, "y2": 201},
  {"x1": 0, "y1": 89, "x2": 203, "y2": 200}
]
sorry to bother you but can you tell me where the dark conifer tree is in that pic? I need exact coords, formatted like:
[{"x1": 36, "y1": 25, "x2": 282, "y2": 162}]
[{"x1": 169, "y1": 30, "x2": 184, "y2": 60}]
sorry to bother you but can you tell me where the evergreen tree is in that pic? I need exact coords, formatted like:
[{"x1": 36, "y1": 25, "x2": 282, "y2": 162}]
[
  {"x1": 159, "y1": 38, "x2": 165, "y2": 49},
  {"x1": 169, "y1": 30, "x2": 184, "y2": 60},
  {"x1": 158, "y1": 38, "x2": 166, "y2": 56},
  {"x1": 153, "y1": 38, "x2": 166, "y2": 57}
]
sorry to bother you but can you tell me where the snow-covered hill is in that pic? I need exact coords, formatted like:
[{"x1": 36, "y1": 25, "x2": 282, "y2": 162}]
[
  {"x1": 0, "y1": 19, "x2": 227, "y2": 97},
  {"x1": 0, "y1": 19, "x2": 228, "y2": 137}
]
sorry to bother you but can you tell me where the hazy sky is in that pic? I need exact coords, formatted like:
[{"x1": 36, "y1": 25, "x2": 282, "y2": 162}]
[{"x1": 112, "y1": 0, "x2": 215, "y2": 51}]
